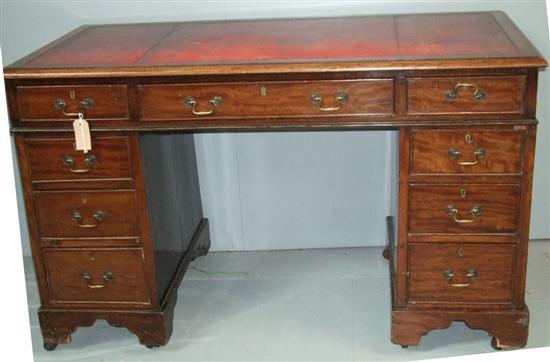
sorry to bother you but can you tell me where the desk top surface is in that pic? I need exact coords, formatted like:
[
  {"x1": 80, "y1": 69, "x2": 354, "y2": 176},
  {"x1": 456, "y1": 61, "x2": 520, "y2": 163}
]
[{"x1": 4, "y1": 11, "x2": 547, "y2": 78}]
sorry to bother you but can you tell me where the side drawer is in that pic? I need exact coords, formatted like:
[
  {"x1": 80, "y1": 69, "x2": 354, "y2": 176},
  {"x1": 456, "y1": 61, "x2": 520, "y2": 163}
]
[
  {"x1": 25, "y1": 136, "x2": 132, "y2": 182},
  {"x1": 408, "y1": 244, "x2": 515, "y2": 305},
  {"x1": 138, "y1": 79, "x2": 394, "y2": 120},
  {"x1": 407, "y1": 75, "x2": 525, "y2": 115},
  {"x1": 17, "y1": 84, "x2": 129, "y2": 121},
  {"x1": 43, "y1": 248, "x2": 150, "y2": 304},
  {"x1": 34, "y1": 189, "x2": 140, "y2": 239},
  {"x1": 409, "y1": 183, "x2": 519, "y2": 235},
  {"x1": 410, "y1": 129, "x2": 525, "y2": 176}
]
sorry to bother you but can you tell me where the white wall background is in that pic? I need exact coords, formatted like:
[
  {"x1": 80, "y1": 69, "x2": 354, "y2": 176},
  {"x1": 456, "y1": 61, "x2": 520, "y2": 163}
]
[{"x1": 1, "y1": 0, "x2": 549, "y2": 255}]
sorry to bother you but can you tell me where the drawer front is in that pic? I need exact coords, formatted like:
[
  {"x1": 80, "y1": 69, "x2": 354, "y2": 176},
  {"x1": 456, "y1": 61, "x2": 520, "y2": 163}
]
[
  {"x1": 44, "y1": 248, "x2": 150, "y2": 304},
  {"x1": 26, "y1": 136, "x2": 132, "y2": 182},
  {"x1": 410, "y1": 130, "x2": 524, "y2": 175},
  {"x1": 41, "y1": 237, "x2": 141, "y2": 248},
  {"x1": 408, "y1": 244, "x2": 515, "y2": 304},
  {"x1": 407, "y1": 76, "x2": 525, "y2": 115},
  {"x1": 17, "y1": 85, "x2": 129, "y2": 120},
  {"x1": 138, "y1": 79, "x2": 394, "y2": 120},
  {"x1": 409, "y1": 184, "x2": 519, "y2": 234},
  {"x1": 34, "y1": 190, "x2": 140, "y2": 238}
]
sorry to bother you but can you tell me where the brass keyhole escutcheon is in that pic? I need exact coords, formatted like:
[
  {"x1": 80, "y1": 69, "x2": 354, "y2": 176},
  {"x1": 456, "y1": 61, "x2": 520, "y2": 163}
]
[
  {"x1": 260, "y1": 86, "x2": 268, "y2": 96},
  {"x1": 465, "y1": 134, "x2": 473, "y2": 144},
  {"x1": 82, "y1": 195, "x2": 88, "y2": 204},
  {"x1": 458, "y1": 248, "x2": 465, "y2": 257},
  {"x1": 69, "y1": 89, "x2": 76, "y2": 99},
  {"x1": 460, "y1": 188, "x2": 467, "y2": 198}
]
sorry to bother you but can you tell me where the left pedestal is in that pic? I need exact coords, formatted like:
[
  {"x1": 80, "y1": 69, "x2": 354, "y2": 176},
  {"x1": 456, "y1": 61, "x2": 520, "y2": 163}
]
[{"x1": 15, "y1": 132, "x2": 209, "y2": 350}]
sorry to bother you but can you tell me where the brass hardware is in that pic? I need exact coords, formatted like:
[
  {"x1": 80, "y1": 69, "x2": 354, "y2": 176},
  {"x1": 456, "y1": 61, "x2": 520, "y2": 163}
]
[
  {"x1": 183, "y1": 96, "x2": 223, "y2": 116},
  {"x1": 80, "y1": 98, "x2": 95, "y2": 109},
  {"x1": 448, "y1": 147, "x2": 486, "y2": 165},
  {"x1": 82, "y1": 195, "x2": 87, "y2": 204},
  {"x1": 54, "y1": 98, "x2": 66, "y2": 110},
  {"x1": 464, "y1": 134, "x2": 473, "y2": 144},
  {"x1": 442, "y1": 269, "x2": 477, "y2": 287},
  {"x1": 84, "y1": 154, "x2": 96, "y2": 165},
  {"x1": 54, "y1": 97, "x2": 95, "y2": 116},
  {"x1": 459, "y1": 188, "x2": 467, "y2": 198},
  {"x1": 260, "y1": 86, "x2": 268, "y2": 96},
  {"x1": 442, "y1": 270, "x2": 454, "y2": 280},
  {"x1": 310, "y1": 91, "x2": 349, "y2": 112},
  {"x1": 63, "y1": 155, "x2": 75, "y2": 166},
  {"x1": 69, "y1": 90, "x2": 76, "y2": 99},
  {"x1": 446, "y1": 83, "x2": 486, "y2": 100},
  {"x1": 80, "y1": 271, "x2": 112, "y2": 289},
  {"x1": 446, "y1": 204, "x2": 481, "y2": 223},
  {"x1": 458, "y1": 248, "x2": 464, "y2": 257},
  {"x1": 72, "y1": 210, "x2": 104, "y2": 228},
  {"x1": 517, "y1": 317, "x2": 529, "y2": 327},
  {"x1": 62, "y1": 154, "x2": 96, "y2": 173}
]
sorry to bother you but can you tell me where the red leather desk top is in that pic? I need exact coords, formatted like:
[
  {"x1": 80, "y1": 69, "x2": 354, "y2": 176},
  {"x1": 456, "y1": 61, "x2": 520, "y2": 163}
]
[{"x1": 5, "y1": 11, "x2": 546, "y2": 77}]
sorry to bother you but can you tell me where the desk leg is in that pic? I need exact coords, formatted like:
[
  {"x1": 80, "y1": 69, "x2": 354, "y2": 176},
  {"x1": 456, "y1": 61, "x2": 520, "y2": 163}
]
[{"x1": 391, "y1": 309, "x2": 529, "y2": 349}]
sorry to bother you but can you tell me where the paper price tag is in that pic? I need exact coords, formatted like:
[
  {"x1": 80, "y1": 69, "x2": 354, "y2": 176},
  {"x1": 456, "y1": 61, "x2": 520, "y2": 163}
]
[{"x1": 73, "y1": 113, "x2": 92, "y2": 153}]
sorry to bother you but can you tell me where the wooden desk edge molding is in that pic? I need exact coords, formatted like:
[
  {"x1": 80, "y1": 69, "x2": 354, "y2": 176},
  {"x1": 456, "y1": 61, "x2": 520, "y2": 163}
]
[{"x1": 4, "y1": 11, "x2": 547, "y2": 351}]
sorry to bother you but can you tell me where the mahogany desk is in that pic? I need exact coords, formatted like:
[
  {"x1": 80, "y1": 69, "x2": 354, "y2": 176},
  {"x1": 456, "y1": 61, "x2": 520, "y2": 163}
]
[{"x1": 4, "y1": 11, "x2": 547, "y2": 351}]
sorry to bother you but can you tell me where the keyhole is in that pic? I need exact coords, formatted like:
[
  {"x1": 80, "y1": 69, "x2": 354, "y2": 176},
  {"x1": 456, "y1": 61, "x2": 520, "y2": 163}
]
[
  {"x1": 460, "y1": 188, "x2": 467, "y2": 198},
  {"x1": 465, "y1": 134, "x2": 473, "y2": 144},
  {"x1": 69, "y1": 90, "x2": 76, "y2": 99},
  {"x1": 260, "y1": 86, "x2": 268, "y2": 96},
  {"x1": 82, "y1": 195, "x2": 88, "y2": 204},
  {"x1": 458, "y1": 248, "x2": 465, "y2": 257},
  {"x1": 90, "y1": 251, "x2": 96, "y2": 261}
]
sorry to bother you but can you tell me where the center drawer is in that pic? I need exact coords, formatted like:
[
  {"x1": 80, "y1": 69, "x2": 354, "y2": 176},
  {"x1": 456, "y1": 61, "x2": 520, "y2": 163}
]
[
  {"x1": 138, "y1": 79, "x2": 394, "y2": 120},
  {"x1": 34, "y1": 189, "x2": 140, "y2": 239},
  {"x1": 44, "y1": 248, "x2": 150, "y2": 304},
  {"x1": 407, "y1": 244, "x2": 515, "y2": 305}
]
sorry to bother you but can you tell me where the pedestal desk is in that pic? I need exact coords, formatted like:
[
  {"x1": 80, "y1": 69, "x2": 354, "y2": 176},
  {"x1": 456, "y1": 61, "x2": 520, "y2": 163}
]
[{"x1": 4, "y1": 11, "x2": 547, "y2": 351}]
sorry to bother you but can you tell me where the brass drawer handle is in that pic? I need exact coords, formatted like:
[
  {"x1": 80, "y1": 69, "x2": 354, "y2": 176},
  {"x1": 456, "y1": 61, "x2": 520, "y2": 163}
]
[
  {"x1": 446, "y1": 204, "x2": 481, "y2": 223},
  {"x1": 63, "y1": 154, "x2": 96, "y2": 173},
  {"x1": 442, "y1": 269, "x2": 477, "y2": 288},
  {"x1": 446, "y1": 83, "x2": 486, "y2": 100},
  {"x1": 310, "y1": 91, "x2": 349, "y2": 111},
  {"x1": 72, "y1": 210, "x2": 104, "y2": 228},
  {"x1": 448, "y1": 147, "x2": 486, "y2": 165},
  {"x1": 80, "y1": 271, "x2": 112, "y2": 289},
  {"x1": 54, "y1": 98, "x2": 95, "y2": 117},
  {"x1": 183, "y1": 96, "x2": 223, "y2": 116}
]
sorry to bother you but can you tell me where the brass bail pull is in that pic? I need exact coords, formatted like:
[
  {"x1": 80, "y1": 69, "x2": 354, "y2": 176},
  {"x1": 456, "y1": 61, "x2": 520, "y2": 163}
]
[
  {"x1": 446, "y1": 83, "x2": 486, "y2": 100},
  {"x1": 80, "y1": 271, "x2": 113, "y2": 289},
  {"x1": 183, "y1": 96, "x2": 223, "y2": 116},
  {"x1": 54, "y1": 97, "x2": 95, "y2": 117},
  {"x1": 442, "y1": 269, "x2": 477, "y2": 288},
  {"x1": 72, "y1": 210, "x2": 104, "y2": 228},
  {"x1": 448, "y1": 147, "x2": 486, "y2": 166},
  {"x1": 446, "y1": 204, "x2": 481, "y2": 223},
  {"x1": 310, "y1": 91, "x2": 349, "y2": 112},
  {"x1": 63, "y1": 154, "x2": 96, "y2": 173}
]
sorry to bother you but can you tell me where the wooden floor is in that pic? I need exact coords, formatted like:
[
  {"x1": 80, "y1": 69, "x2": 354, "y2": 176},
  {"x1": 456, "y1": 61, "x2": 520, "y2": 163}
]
[{"x1": 25, "y1": 242, "x2": 550, "y2": 361}]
